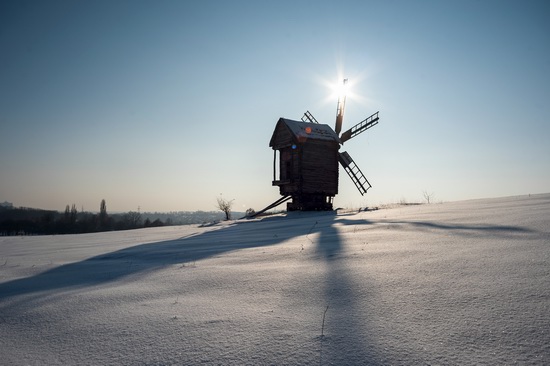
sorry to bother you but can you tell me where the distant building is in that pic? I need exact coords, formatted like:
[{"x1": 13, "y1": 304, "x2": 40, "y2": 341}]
[{"x1": 1, "y1": 201, "x2": 14, "y2": 208}]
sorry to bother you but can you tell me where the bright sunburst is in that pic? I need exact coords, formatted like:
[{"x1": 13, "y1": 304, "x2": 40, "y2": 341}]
[
  {"x1": 331, "y1": 78, "x2": 349, "y2": 101},
  {"x1": 314, "y1": 71, "x2": 370, "y2": 111},
  {"x1": 305, "y1": 59, "x2": 380, "y2": 124}
]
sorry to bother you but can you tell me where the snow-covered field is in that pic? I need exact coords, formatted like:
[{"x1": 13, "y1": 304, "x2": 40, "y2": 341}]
[{"x1": 1, "y1": 194, "x2": 549, "y2": 365}]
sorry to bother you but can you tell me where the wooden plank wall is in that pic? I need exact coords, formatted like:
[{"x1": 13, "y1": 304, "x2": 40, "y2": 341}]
[
  {"x1": 271, "y1": 121, "x2": 340, "y2": 197},
  {"x1": 270, "y1": 122, "x2": 293, "y2": 149},
  {"x1": 301, "y1": 142, "x2": 339, "y2": 195}
]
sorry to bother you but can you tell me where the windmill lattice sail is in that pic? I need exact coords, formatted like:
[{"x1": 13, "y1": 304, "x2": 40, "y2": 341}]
[
  {"x1": 340, "y1": 111, "x2": 379, "y2": 143},
  {"x1": 301, "y1": 110, "x2": 319, "y2": 124},
  {"x1": 339, "y1": 151, "x2": 372, "y2": 195}
]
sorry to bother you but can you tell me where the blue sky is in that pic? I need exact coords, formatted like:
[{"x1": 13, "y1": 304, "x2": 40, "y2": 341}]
[{"x1": 1, "y1": 0, "x2": 549, "y2": 212}]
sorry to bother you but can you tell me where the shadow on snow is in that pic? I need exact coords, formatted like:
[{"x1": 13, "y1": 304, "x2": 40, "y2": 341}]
[{"x1": 0, "y1": 211, "x2": 536, "y2": 364}]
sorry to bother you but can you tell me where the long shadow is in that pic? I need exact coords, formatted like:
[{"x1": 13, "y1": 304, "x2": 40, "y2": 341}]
[
  {"x1": 311, "y1": 213, "x2": 381, "y2": 365},
  {"x1": 0, "y1": 215, "x2": 307, "y2": 302},
  {"x1": 0, "y1": 212, "x2": 534, "y2": 302},
  {"x1": 378, "y1": 220, "x2": 535, "y2": 236}
]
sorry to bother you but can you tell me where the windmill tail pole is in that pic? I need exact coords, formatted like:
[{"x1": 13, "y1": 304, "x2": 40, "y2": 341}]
[{"x1": 240, "y1": 195, "x2": 291, "y2": 219}]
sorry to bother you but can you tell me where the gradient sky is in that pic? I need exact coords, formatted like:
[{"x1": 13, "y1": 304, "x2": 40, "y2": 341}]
[{"x1": 1, "y1": 0, "x2": 549, "y2": 213}]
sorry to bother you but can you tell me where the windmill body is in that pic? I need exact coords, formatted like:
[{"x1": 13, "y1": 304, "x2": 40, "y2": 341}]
[
  {"x1": 269, "y1": 119, "x2": 340, "y2": 211},
  {"x1": 269, "y1": 80, "x2": 381, "y2": 211}
]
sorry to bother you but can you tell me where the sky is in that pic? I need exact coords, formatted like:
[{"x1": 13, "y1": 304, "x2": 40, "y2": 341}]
[{"x1": 1, "y1": 0, "x2": 549, "y2": 213}]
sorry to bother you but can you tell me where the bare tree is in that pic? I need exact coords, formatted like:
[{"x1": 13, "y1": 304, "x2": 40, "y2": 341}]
[
  {"x1": 422, "y1": 190, "x2": 435, "y2": 204},
  {"x1": 216, "y1": 196, "x2": 234, "y2": 220},
  {"x1": 125, "y1": 211, "x2": 142, "y2": 228}
]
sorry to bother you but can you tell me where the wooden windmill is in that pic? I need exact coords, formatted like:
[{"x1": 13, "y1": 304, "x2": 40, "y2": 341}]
[{"x1": 269, "y1": 79, "x2": 380, "y2": 211}]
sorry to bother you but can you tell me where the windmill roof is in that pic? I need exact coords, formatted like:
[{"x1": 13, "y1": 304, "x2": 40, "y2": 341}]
[{"x1": 270, "y1": 118, "x2": 340, "y2": 146}]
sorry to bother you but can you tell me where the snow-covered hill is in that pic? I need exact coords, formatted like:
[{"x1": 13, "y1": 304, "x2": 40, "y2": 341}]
[{"x1": 1, "y1": 194, "x2": 549, "y2": 365}]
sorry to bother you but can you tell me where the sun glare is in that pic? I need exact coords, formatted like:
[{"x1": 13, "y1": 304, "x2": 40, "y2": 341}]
[
  {"x1": 310, "y1": 65, "x2": 377, "y2": 113},
  {"x1": 323, "y1": 77, "x2": 361, "y2": 106},
  {"x1": 332, "y1": 78, "x2": 349, "y2": 99},
  {"x1": 327, "y1": 78, "x2": 347, "y2": 100}
]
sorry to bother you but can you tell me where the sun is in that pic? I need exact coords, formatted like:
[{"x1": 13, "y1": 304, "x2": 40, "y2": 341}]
[
  {"x1": 319, "y1": 76, "x2": 360, "y2": 107},
  {"x1": 326, "y1": 78, "x2": 348, "y2": 101},
  {"x1": 332, "y1": 78, "x2": 349, "y2": 99},
  {"x1": 309, "y1": 64, "x2": 377, "y2": 114}
]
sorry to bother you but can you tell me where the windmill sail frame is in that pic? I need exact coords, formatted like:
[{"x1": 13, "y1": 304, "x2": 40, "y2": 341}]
[
  {"x1": 339, "y1": 151, "x2": 372, "y2": 196},
  {"x1": 340, "y1": 111, "x2": 379, "y2": 143}
]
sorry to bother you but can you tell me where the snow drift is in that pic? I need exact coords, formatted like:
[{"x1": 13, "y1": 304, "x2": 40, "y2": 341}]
[{"x1": 1, "y1": 194, "x2": 549, "y2": 365}]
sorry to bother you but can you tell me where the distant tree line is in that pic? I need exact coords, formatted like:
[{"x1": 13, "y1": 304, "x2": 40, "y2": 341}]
[
  {"x1": 0, "y1": 200, "x2": 239, "y2": 236},
  {"x1": 0, "y1": 199, "x2": 152, "y2": 236}
]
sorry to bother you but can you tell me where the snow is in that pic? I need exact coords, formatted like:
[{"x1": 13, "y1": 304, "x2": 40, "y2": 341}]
[{"x1": 1, "y1": 194, "x2": 549, "y2": 365}]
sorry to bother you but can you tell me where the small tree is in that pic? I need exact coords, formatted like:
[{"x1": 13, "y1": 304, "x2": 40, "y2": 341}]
[
  {"x1": 216, "y1": 196, "x2": 234, "y2": 221},
  {"x1": 422, "y1": 190, "x2": 435, "y2": 204}
]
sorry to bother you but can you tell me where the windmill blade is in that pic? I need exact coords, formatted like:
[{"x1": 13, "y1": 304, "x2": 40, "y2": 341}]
[
  {"x1": 334, "y1": 78, "x2": 348, "y2": 135},
  {"x1": 338, "y1": 151, "x2": 372, "y2": 195},
  {"x1": 301, "y1": 110, "x2": 319, "y2": 124},
  {"x1": 340, "y1": 111, "x2": 379, "y2": 143}
]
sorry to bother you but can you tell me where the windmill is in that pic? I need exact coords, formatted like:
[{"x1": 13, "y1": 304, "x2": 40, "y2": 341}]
[{"x1": 267, "y1": 79, "x2": 381, "y2": 211}]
